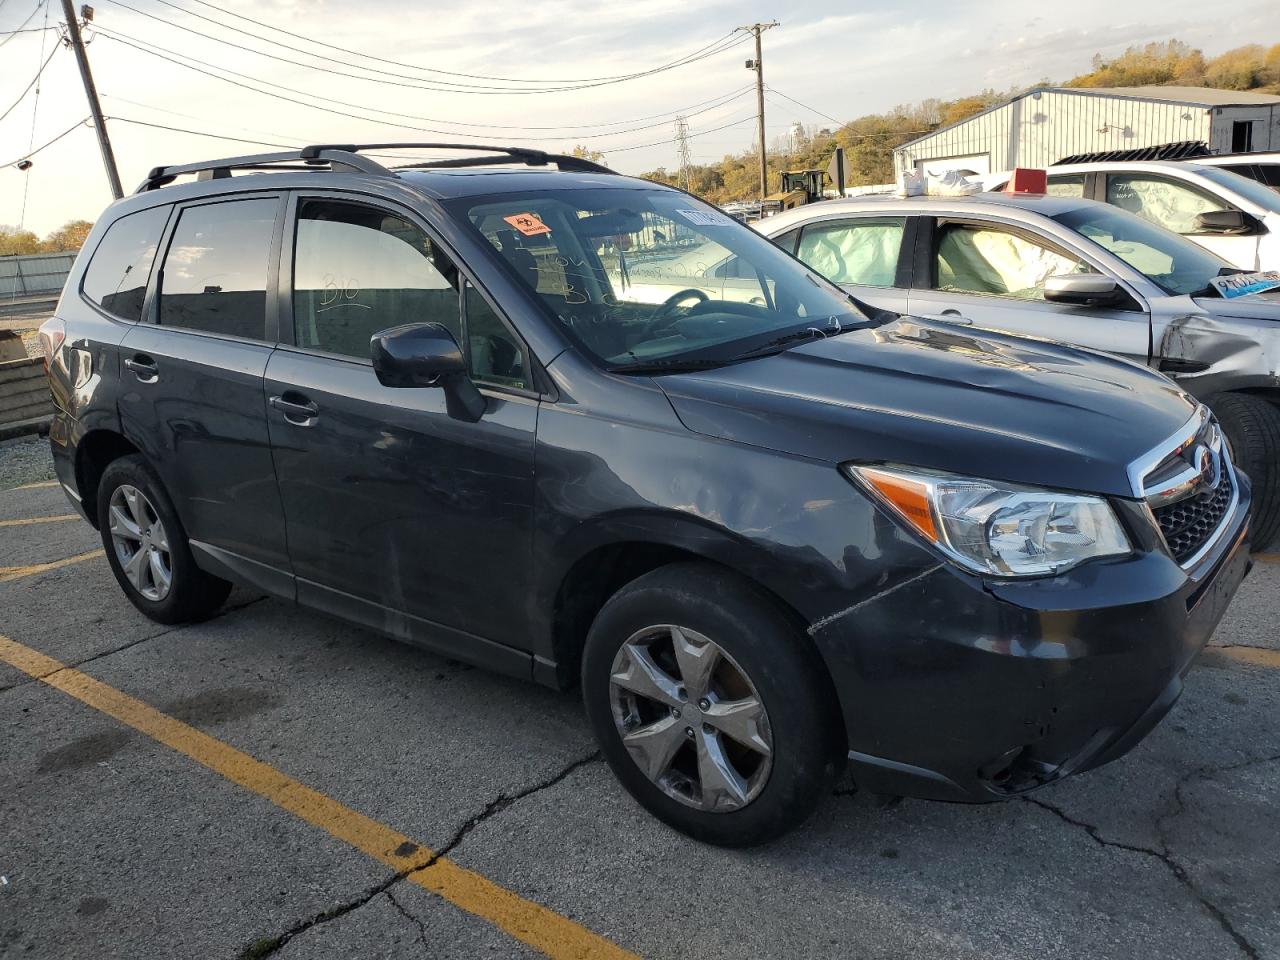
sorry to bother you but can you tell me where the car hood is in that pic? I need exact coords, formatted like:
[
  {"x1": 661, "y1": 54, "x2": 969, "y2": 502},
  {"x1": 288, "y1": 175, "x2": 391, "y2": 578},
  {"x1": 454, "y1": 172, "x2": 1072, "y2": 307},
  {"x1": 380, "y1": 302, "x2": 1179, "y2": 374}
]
[
  {"x1": 1191, "y1": 289, "x2": 1280, "y2": 321},
  {"x1": 657, "y1": 317, "x2": 1197, "y2": 498}
]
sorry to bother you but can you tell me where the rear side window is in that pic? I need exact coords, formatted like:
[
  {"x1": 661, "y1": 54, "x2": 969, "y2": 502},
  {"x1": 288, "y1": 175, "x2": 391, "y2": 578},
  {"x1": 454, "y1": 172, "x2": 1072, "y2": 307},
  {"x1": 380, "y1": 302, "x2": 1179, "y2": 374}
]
[
  {"x1": 795, "y1": 217, "x2": 905, "y2": 287},
  {"x1": 82, "y1": 205, "x2": 169, "y2": 322},
  {"x1": 158, "y1": 198, "x2": 278, "y2": 340},
  {"x1": 1105, "y1": 175, "x2": 1228, "y2": 235},
  {"x1": 1046, "y1": 174, "x2": 1086, "y2": 199}
]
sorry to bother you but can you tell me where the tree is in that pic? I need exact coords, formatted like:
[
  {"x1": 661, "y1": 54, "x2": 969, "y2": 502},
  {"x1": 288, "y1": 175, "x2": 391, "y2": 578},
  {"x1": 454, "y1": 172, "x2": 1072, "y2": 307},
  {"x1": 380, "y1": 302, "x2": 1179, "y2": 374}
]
[
  {"x1": 1067, "y1": 40, "x2": 1205, "y2": 88},
  {"x1": 1204, "y1": 45, "x2": 1268, "y2": 90},
  {"x1": 0, "y1": 228, "x2": 42, "y2": 257},
  {"x1": 570, "y1": 144, "x2": 606, "y2": 163},
  {"x1": 41, "y1": 220, "x2": 94, "y2": 252}
]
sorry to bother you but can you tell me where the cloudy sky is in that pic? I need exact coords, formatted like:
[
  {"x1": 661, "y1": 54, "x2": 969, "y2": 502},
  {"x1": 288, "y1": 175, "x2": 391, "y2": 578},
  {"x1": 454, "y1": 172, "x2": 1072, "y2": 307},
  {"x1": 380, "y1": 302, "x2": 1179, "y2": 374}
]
[{"x1": 1, "y1": 0, "x2": 1273, "y2": 235}]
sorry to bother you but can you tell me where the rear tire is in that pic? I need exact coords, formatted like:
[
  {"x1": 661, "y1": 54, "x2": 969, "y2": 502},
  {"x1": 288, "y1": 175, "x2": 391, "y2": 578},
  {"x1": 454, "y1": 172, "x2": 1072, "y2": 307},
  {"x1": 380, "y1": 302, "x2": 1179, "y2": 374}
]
[
  {"x1": 1209, "y1": 393, "x2": 1280, "y2": 550},
  {"x1": 582, "y1": 562, "x2": 843, "y2": 846},
  {"x1": 96, "y1": 455, "x2": 231, "y2": 624}
]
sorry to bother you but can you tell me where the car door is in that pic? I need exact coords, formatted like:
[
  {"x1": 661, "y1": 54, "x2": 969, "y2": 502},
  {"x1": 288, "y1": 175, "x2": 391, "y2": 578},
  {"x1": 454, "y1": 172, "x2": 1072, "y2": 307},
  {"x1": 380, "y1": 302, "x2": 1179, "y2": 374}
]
[
  {"x1": 265, "y1": 192, "x2": 538, "y2": 666},
  {"x1": 117, "y1": 192, "x2": 292, "y2": 589},
  {"x1": 906, "y1": 217, "x2": 1150, "y2": 366},
  {"x1": 1102, "y1": 172, "x2": 1260, "y2": 270},
  {"x1": 791, "y1": 215, "x2": 910, "y2": 314}
]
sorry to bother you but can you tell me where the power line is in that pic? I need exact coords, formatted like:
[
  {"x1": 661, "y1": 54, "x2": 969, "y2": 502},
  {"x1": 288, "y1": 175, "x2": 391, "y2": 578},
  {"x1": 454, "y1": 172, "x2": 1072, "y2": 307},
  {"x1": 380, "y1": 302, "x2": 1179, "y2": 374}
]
[
  {"x1": 98, "y1": 0, "x2": 748, "y2": 95},
  {"x1": 0, "y1": 0, "x2": 47, "y2": 47},
  {"x1": 607, "y1": 114, "x2": 758, "y2": 154},
  {"x1": 109, "y1": 115, "x2": 295, "y2": 149},
  {"x1": 162, "y1": 0, "x2": 743, "y2": 87},
  {"x1": 90, "y1": 28, "x2": 754, "y2": 143},
  {"x1": 765, "y1": 86, "x2": 842, "y2": 126},
  {"x1": 0, "y1": 37, "x2": 58, "y2": 124},
  {"x1": 1, "y1": 116, "x2": 87, "y2": 169}
]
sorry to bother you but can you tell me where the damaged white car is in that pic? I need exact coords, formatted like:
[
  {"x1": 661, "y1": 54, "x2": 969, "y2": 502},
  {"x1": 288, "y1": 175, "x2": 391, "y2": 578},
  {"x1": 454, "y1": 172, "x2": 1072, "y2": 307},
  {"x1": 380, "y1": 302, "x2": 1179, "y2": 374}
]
[{"x1": 760, "y1": 190, "x2": 1280, "y2": 548}]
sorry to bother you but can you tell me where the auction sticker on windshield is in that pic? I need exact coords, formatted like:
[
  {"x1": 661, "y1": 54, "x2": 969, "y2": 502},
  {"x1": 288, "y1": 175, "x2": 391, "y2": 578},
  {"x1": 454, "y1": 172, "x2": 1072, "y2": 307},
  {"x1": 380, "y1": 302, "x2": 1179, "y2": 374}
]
[
  {"x1": 1211, "y1": 270, "x2": 1280, "y2": 299},
  {"x1": 503, "y1": 213, "x2": 552, "y2": 237}
]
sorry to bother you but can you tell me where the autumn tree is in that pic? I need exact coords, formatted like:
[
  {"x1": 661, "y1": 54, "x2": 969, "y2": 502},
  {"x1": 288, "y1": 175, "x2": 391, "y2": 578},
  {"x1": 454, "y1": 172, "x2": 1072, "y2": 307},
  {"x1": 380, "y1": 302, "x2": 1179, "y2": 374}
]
[
  {"x1": 0, "y1": 228, "x2": 42, "y2": 257},
  {"x1": 41, "y1": 220, "x2": 94, "y2": 252},
  {"x1": 1204, "y1": 45, "x2": 1269, "y2": 90}
]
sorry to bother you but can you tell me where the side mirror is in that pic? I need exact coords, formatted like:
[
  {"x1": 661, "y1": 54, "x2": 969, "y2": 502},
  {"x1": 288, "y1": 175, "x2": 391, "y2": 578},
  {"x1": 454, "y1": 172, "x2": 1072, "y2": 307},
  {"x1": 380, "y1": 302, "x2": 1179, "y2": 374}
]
[
  {"x1": 370, "y1": 322, "x2": 486, "y2": 422},
  {"x1": 1043, "y1": 274, "x2": 1124, "y2": 307},
  {"x1": 1192, "y1": 210, "x2": 1254, "y2": 235}
]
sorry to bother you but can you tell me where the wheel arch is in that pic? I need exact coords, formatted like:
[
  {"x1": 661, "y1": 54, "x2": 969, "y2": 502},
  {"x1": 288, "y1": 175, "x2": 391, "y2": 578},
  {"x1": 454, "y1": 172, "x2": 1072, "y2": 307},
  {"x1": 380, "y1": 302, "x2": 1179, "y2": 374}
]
[{"x1": 74, "y1": 429, "x2": 141, "y2": 528}]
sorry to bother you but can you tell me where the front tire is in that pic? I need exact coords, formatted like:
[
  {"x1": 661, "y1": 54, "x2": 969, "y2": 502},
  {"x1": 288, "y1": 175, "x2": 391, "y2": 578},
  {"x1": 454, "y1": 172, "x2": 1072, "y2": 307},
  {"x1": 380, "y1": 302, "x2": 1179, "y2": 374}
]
[
  {"x1": 582, "y1": 562, "x2": 843, "y2": 846},
  {"x1": 1209, "y1": 393, "x2": 1280, "y2": 550},
  {"x1": 96, "y1": 455, "x2": 231, "y2": 624}
]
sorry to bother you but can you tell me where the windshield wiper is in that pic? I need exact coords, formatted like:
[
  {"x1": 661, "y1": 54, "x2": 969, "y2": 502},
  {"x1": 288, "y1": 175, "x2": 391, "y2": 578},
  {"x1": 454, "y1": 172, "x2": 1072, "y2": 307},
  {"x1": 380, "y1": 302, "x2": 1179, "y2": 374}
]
[
  {"x1": 727, "y1": 318, "x2": 862, "y2": 362},
  {"x1": 607, "y1": 356, "x2": 732, "y2": 374}
]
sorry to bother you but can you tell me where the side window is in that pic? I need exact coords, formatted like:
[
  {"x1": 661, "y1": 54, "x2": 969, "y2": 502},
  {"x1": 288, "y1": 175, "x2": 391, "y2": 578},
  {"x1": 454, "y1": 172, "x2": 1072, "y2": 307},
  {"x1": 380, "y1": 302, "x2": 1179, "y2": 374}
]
[
  {"x1": 935, "y1": 224, "x2": 1089, "y2": 300},
  {"x1": 771, "y1": 228, "x2": 799, "y2": 256},
  {"x1": 464, "y1": 282, "x2": 529, "y2": 390},
  {"x1": 158, "y1": 199, "x2": 277, "y2": 340},
  {"x1": 293, "y1": 199, "x2": 461, "y2": 359},
  {"x1": 795, "y1": 217, "x2": 905, "y2": 288},
  {"x1": 1105, "y1": 175, "x2": 1229, "y2": 235},
  {"x1": 81, "y1": 205, "x2": 170, "y2": 322},
  {"x1": 1046, "y1": 174, "x2": 1087, "y2": 199}
]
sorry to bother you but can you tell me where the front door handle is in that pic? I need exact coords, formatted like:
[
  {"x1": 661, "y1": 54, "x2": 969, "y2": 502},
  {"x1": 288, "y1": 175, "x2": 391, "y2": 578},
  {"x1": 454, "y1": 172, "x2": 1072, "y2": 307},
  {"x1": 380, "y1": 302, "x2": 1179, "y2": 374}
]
[
  {"x1": 124, "y1": 355, "x2": 159, "y2": 382},
  {"x1": 269, "y1": 394, "x2": 319, "y2": 426},
  {"x1": 917, "y1": 310, "x2": 973, "y2": 326}
]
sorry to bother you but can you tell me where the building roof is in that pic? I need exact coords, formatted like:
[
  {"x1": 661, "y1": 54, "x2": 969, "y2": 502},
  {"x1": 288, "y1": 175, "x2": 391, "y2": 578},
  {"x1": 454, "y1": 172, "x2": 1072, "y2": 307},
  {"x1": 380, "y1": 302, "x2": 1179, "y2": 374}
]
[{"x1": 1060, "y1": 85, "x2": 1280, "y2": 107}]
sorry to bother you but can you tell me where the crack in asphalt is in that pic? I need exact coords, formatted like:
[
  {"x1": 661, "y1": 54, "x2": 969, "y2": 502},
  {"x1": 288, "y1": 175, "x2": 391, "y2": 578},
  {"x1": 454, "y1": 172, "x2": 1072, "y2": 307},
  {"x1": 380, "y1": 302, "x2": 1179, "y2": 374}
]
[
  {"x1": 0, "y1": 596, "x2": 267, "y2": 697},
  {"x1": 237, "y1": 750, "x2": 602, "y2": 959},
  {"x1": 1022, "y1": 753, "x2": 1280, "y2": 960},
  {"x1": 384, "y1": 889, "x2": 430, "y2": 953}
]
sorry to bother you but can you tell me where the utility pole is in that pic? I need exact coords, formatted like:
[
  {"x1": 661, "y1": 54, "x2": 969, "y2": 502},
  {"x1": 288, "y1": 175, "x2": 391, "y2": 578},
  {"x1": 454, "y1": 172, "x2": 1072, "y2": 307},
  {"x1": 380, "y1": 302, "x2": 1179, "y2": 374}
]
[
  {"x1": 739, "y1": 21, "x2": 778, "y2": 208},
  {"x1": 60, "y1": 1, "x2": 122, "y2": 199},
  {"x1": 673, "y1": 116, "x2": 692, "y2": 192}
]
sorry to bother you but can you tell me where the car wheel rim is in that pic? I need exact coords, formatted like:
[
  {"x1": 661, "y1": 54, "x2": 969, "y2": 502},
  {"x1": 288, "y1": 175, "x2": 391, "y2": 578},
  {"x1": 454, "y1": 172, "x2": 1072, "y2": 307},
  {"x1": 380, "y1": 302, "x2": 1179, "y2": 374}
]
[
  {"x1": 608, "y1": 625, "x2": 773, "y2": 813},
  {"x1": 108, "y1": 485, "x2": 173, "y2": 602}
]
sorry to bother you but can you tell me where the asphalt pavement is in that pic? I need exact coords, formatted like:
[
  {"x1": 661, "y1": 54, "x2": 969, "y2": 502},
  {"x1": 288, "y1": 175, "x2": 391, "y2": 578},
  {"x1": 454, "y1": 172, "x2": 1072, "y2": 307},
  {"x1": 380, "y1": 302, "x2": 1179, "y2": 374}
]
[{"x1": 2, "y1": 471, "x2": 1278, "y2": 960}]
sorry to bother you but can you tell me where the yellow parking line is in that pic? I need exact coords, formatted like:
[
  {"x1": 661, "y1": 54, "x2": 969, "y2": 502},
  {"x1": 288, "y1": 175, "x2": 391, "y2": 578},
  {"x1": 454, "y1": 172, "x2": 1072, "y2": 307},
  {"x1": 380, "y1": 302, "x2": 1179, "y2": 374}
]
[
  {"x1": 0, "y1": 514, "x2": 79, "y2": 528},
  {"x1": 0, "y1": 549, "x2": 104, "y2": 583},
  {"x1": 1214, "y1": 645, "x2": 1280, "y2": 669},
  {"x1": 12, "y1": 480, "x2": 59, "y2": 490},
  {"x1": 0, "y1": 634, "x2": 638, "y2": 960},
  {"x1": 1255, "y1": 553, "x2": 1279, "y2": 565}
]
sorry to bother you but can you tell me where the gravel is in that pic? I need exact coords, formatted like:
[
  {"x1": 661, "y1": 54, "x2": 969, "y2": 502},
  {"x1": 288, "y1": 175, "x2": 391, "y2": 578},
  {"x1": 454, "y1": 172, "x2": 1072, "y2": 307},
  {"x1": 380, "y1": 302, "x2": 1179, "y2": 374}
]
[{"x1": 0, "y1": 435, "x2": 55, "y2": 490}]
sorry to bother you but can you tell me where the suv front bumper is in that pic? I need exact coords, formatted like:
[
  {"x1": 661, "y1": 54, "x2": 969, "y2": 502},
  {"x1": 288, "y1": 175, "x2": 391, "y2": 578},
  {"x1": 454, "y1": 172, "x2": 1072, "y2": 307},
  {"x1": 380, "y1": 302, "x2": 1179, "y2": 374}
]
[{"x1": 814, "y1": 483, "x2": 1252, "y2": 803}]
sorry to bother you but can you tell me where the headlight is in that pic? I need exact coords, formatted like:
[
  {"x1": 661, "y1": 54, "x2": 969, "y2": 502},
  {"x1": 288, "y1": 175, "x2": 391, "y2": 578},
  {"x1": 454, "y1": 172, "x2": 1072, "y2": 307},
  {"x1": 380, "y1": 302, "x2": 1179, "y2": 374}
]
[{"x1": 844, "y1": 464, "x2": 1131, "y2": 577}]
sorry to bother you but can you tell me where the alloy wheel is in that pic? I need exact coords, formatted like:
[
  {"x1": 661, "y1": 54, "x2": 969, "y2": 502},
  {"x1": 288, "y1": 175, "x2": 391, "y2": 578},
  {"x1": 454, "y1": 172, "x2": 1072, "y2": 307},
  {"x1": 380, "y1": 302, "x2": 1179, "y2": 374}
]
[
  {"x1": 608, "y1": 625, "x2": 773, "y2": 812},
  {"x1": 108, "y1": 484, "x2": 173, "y2": 602}
]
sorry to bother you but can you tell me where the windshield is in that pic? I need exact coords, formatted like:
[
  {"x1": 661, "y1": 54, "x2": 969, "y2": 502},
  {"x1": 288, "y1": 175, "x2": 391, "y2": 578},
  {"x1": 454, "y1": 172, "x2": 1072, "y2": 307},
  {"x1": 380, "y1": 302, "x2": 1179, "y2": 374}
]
[
  {"x1": 1052, "y1": 204, "x2": 1231, "y2": 296},
  {"x1": 1194, "y1": 165, "x2": 1280, "y2": 210},
  {"x1": 448, "y1": 187, "x2": 865, "y2": 368}
]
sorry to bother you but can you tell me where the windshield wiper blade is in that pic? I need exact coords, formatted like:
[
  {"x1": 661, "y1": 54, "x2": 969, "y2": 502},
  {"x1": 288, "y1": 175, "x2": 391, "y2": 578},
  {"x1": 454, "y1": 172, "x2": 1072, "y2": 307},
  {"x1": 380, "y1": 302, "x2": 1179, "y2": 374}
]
[
  {"x1": 607, "y1": 356, "x2": 731, "y2": 374},
  {"x1": 728, "y1": 320, "x2": 863, "y2": 362}
]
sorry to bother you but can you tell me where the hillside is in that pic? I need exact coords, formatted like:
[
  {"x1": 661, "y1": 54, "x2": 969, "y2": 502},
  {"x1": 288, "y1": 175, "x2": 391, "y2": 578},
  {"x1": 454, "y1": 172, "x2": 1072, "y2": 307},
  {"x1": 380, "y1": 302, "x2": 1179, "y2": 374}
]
[{"x1": 633, "y1": 39, "x2": 1280, "y2": 203}]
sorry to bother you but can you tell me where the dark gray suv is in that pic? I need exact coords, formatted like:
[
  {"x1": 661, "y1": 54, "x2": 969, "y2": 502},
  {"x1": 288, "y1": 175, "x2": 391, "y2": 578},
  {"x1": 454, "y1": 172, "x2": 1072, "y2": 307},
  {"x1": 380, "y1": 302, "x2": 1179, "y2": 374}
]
[{"x1": 41, "y1": 144, "x2": 1252, "y2": 845}]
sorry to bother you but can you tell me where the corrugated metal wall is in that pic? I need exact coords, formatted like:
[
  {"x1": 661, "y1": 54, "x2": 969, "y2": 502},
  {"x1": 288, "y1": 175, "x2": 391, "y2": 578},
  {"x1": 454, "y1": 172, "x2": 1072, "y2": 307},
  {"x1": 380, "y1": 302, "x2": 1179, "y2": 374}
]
[
  {"x1": 895, "y1": 90, "x2": 1213, "y2": 174},
  {"x1": 0, "y1": 252, "x2": 75, "y2": 298}
]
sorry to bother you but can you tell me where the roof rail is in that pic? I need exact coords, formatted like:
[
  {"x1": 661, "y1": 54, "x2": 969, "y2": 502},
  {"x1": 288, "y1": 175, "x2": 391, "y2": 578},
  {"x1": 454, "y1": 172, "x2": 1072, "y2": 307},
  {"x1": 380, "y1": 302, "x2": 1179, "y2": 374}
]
[
  {"x1": 298, "y1": 142, "x2": 615, "y2": 174},
  {"x1": 135, "y1": 142, "x2": 616, "y2": 194},
  {"x1": 135, "y1": 147, "x2": 392, "y2": 193}
]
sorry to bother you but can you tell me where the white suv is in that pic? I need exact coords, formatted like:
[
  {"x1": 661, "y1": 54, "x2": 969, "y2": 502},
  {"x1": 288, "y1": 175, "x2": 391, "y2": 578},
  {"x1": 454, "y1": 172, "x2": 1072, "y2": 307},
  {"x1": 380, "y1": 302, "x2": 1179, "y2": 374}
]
[{"x1": 985, "y1": 161, "x2": 1280, "y2": 272}]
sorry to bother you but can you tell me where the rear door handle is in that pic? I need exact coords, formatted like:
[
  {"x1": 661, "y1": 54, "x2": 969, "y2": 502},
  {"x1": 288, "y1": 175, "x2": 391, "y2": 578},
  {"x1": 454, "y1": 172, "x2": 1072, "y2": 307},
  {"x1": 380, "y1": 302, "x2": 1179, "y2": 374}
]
[
  {"x1": 124, "y1": 355, "x2": 159, "y2": 382},
  {"x1": 269, "y1": 394, "x2": 319, "y2": 425}
]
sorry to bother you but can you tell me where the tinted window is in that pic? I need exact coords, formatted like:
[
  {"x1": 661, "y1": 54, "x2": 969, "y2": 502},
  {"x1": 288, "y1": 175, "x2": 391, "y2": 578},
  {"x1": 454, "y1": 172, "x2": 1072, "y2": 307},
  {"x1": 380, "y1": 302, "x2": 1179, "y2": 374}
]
[
  {"x1": 936, "y1": 224, "x2": 1090, "y2": 300},
  {"x1": 796, "y1": 217, "x2": 905, "y2": 287},
  {"x1": 293, "y1": 199, "x2": 461, "y2": 359},
  {"x1": 465, "y1": 282, "x2": 528, "y2": 390},
  {"x1": 158, "y1": 199, "x2": 277, "y2": 340},
  {"x1": 1105, "y1": 175, "x2": 1228, "y2": 234},
  {"x1": 82, "y1": 205, "x2": 169, "y2": 322}
]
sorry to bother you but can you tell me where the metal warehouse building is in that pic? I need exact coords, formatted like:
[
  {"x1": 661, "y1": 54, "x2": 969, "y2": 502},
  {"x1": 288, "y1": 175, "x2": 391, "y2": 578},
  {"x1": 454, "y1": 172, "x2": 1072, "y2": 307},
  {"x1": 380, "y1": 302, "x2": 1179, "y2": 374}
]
[{"x1": 893, "y1": 86, "x2": 1280, "y2": 178}]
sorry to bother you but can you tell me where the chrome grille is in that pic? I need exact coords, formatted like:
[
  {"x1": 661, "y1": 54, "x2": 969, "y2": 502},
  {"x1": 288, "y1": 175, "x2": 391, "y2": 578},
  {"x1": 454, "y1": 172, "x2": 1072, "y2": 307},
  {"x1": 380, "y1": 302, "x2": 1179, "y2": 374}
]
[
  {"x1": 1152, "y1": 466, "x2": 1234, "y2": 565},
  {"x1": 1130, "y1": 406, "x2": 1238, "y2": 569}
]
